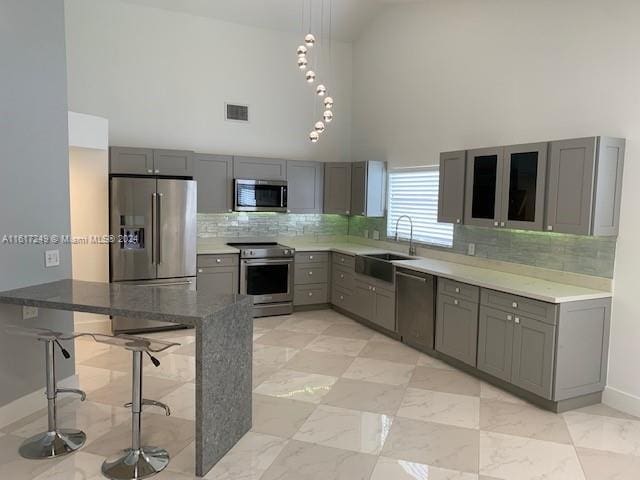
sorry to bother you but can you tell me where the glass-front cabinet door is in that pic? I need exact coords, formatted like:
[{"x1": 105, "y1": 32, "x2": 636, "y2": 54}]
[
  {"x1": 501, "y1": 142, "x2": 547, "y2": 230},
  {"x1": 464, "y1": 147, "x2": 504, "y2": 227}
]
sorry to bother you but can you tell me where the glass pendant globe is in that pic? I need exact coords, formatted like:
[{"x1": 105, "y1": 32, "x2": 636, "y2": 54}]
[
  {"x1": 323, "y1": 110, "x2": 333, "y2": 123},
  {"x1": 304, "y1": 33, "x2": 316, "y2": 47},
  {"x1": 324, "y1": 96, "x2": 334, "y2": 109},
  {"x1": 316, "y1": 84, "x2": 327, "y2": 96},
  {"x1": 297, "y1": 45, "x2": 308, "y2": 57},
  {"x1": 305, "y1": 70, "x2": 316, "y2": 83},
  {"x1": 309, "y1": 131, "x2": 319, "y2": 143},
  {"x1": 314, "y1": 121, "x2": 325, "y2": 133},
  {"x1": 297, "y1": 57, "x2": 308, "y2": 70}
]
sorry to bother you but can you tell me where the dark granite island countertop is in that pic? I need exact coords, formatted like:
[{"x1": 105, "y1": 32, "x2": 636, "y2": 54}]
[{"x1": 0, "y1": 279, "x2": 254, "y2": 477}]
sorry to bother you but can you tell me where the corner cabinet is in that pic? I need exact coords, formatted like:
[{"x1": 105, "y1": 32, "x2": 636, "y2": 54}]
[
  {"x1": 324, "y1": 162, "x2": 352, "y2": 215},
  {"x1": 438, "y1": 151, "x2": 466, "y2": 224},
  {"x1": 464, "y1": 143, "x2": 547, "y2": 230},
  {"x1": 194, "y1": 154, "x2": 233, "y2": 213},
  {"x1": 351, "y1": 161, "x2": 386, "y2": 217},
  {"x1": 286, "y1": 161, "x2": 324, "y2": 214},
  {"x1": 545, "y1": 137, "x2": 625, "y2": 236}
]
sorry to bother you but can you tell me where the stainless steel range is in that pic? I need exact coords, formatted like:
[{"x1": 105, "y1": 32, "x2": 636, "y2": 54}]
[{"x1": 228, "y1": 242, "x2": 295, "y2": 317}]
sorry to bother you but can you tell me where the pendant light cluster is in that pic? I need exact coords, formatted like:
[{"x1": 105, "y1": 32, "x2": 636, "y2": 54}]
[{"x1": 297, "y1": 1, "x2": 334, "y2": 143}]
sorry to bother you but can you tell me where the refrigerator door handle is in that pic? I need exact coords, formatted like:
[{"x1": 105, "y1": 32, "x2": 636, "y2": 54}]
[
  {"x1": 157, "y1": 193, "x2": 163, "y2": 264},
  {"x1": 151, "y1": 192, "x2": 157, "y2": 265}
]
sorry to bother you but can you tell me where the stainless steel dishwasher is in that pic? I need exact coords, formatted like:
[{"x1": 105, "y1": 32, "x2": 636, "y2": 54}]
[{"x1": 396, "y1": 267, "x2": 436, "y2": 353}]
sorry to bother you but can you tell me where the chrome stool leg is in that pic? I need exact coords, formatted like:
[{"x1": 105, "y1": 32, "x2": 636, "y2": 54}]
[
  {"x1": 19, "y1": 339, "x2": 87, "y2": 459},
  {"x1": 101, "y1": 350, "x2": 169, "y2": 480}
]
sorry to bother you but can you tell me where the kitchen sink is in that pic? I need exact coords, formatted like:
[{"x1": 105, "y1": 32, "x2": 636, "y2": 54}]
[
  {"x1": 364, "y1": 253, "x2": 414, "y2": 261},
  {"x1": 355, "y1": 252, "x2": 415, "y2": 283}
]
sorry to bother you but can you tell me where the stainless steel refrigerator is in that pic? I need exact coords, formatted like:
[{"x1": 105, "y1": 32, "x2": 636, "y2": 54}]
[{"x1": 110, "y1": 177, "x2": 197, "y2": 333}]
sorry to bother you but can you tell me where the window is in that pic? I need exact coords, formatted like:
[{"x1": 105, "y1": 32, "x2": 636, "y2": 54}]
[{"x1": 387, "y1": 167, "x2": 454, "y2": 247}]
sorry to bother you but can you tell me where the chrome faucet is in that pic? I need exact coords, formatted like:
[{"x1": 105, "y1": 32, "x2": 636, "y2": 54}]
[{"x1": 394, "y1": 215, "x2": 416, "y2": 256}]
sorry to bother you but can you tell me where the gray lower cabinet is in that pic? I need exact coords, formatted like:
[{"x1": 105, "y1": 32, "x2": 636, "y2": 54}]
[
  {"x1": 350, "y1": 161, "x2": 386, "y2": 217},
  {"x1": 196, "y1": 254, "x2": 239, "y2": 295},
  {"x1": 110, "y1": 147, "x2": 154, "y2": 175},
  {"x1": 287, "y1": 161, "x2": 324, "y2": 213},
  {"x1": 546, "y1": 136, "x2": 625, "y2": 236},
  {"x1": 438, "y1": 151, "x2": 466, "y2": 225},
  {"x1": 511, "y1": 315, "x2": 555, "y2": 398},
  {"x1": 153, "y1": 149, "x2": 194, "y2": 176},
  {"x1": 294, "y1": 251, "x2": 329, "y2": 306},
  {"x1": 324, "y1": 163, "x2": 352, "y2": 215},
  {"x1": 233, "y1": 156, "x2": 286, "y2": 181},
  {"x1": 435, "y1": 294, "x2": 479, "y2": 367},
  {"x1": 352, "y1": 278, "x2": 374, "y2": 320},
  {"x1": 372, "y1": 285, "x2": 395, "y2": 332},
  {"x1": 477, "y1": 306, "x2": 515, "y2": 382},
  {"x1": 194, "y1": 154, "x2": 233, "y2": 213}
]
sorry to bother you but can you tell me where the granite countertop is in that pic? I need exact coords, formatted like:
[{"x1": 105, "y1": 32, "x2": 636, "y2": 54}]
[
  {"x1": 0, "y1": 279, "x2": 252, "y2": 326},
  {"x1": 195, "y1": 239, "x2": 611, "y2": 303},
  {"x1": 391, "y1": 258, "x2": 611, "y2": 303}
]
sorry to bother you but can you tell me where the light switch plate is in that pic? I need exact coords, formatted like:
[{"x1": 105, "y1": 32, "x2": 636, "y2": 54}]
[
  {"x1": 23, "y1": 306, "x2": 38, "y2": 319},
  {"x1": 467, "y1": 243, "x2": 475, "y2": 256},
  {"x1": 45, "y1": 249, "x2": 60, "y2": 267},
  {"x1": 363, "y1": 230, "x2": 369, "y2": 239},
  {"x1": 373, "y1": 230, "x2": 380, "y2": 240}
]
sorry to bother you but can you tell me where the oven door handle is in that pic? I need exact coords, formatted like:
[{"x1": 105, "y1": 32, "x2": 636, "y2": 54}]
[{"x1": 241, "y1": 258, "x2": 294, "y2": 265}]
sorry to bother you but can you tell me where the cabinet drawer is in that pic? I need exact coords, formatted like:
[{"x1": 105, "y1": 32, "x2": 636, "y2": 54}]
[
  {"x1": 295, "y1": 264, "x2": 328, "y2": 285},
  {"x1": 332, "y1": 265, "x2": 354, "y2": 291},
  {"x1": 332, "y1": 253, "x2": 355, "y2": 269},
  {"x1": 331, "y1": 286, "x2": 353, "y2": 311},
  {"x1": 438, "y1": 278, "x2": 479, "y2": 302},
  {"x1": 295, "y1": 284, "x2": 328, "y2": 306},
  {"x1": 481, "y1": 289, "x2": 557, "y2": 325},
  {"x1": 295, "y1": 251, "x2": 329, "y2": 264},
  {"x1": 197, "y1": 254, "x2": 239, "y2": 268}
]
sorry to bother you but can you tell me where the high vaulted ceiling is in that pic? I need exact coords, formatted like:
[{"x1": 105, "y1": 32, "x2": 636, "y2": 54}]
[{"x1": 119, "y1": 0, "x2": 417, "y2": 41}]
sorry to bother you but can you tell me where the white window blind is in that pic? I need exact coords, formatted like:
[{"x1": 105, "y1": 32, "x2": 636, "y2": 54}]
[{"x1": 387, "y1": 167, "x2": 454, "y2": 247}]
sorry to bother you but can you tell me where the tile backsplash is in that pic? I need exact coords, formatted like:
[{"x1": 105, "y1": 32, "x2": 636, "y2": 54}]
[
  {"x1": 198, "y1": 213, "x2": 348, "y2": 240},
  {"x1": 348, "y1": 216, "x2": 617, "y2": 278}
]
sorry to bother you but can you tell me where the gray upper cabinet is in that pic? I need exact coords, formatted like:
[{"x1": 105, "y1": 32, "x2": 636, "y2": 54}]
[
  {"x1": 464, "y1": 147, "x2": 504, "y2": 227},
  {"x1": 324, "y1": 162, "x2": 352, "y2": 215},
  {"x1": 287, "y1": 161, "x2": 324, "y2": 214},
  {"x1": 233, "y1": 156, "x2": 286, "y2": 181},
  {"x1": 438, "y1": 151, "x2": 466, "y2": 224},
  {"x1": 153, "y1": 149, "x2": 194, "y2": 176},
  {"x1": 194, "y1": 154, "x2": 233, "y2": 213},
  {"x1": 110, "y1": 147, "x2": 193, "y2": 176},
  {"x1": 501, "y1": 142, "x2": 547, "y2": 230},
  {"x1": 110, "y1": 147, "x2": 154, "y2": 175},
  {"x1": 546, "y1": 137, "x2": 625, "y2": 236},
  {"x1": 435, "y1": 294, "x2": 479, "y2": 367},
  {"x1": 351, "y1": 161, "x2": 386, "y2": 217}
]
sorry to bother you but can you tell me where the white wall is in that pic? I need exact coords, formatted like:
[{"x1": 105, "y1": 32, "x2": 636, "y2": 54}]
[
  {"x1": 64, "y1": 0, "x2": 352, "y2": 162},
  {"x1": 352, "y1": 0, "x2": 640, "y2": 413}
]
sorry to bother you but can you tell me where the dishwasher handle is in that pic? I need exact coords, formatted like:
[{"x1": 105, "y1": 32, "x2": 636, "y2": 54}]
[{"x1": 396, "y1": 271, "x2": 429, "y2": 283}]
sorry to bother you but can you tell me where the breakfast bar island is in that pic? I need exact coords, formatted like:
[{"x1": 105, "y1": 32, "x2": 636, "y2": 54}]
[{"x1": 0, "y1": 279, "x2": 253, "y2": 477}]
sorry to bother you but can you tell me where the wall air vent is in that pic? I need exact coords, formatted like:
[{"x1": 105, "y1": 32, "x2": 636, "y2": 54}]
[{"x1": 225, "y1": 103, "x2": 249, "y2": 122}]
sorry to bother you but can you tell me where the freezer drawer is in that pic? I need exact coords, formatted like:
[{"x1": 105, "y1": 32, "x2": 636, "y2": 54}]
[{"x1": 111, "y1": 277, "x2": 195, "y2": 334}]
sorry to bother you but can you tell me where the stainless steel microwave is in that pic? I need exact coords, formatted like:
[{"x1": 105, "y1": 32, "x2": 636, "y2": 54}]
[{"x1": 234, "y1": 179, "x2": 288, "y2": 212}]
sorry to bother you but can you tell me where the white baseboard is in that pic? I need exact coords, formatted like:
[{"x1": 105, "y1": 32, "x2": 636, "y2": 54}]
[
  {"x1": 602, "y1": 386, "x2": 640, "y2": 418},
  {"x1": 0, "y1": 374, "x2": 79, "y2": 429}
]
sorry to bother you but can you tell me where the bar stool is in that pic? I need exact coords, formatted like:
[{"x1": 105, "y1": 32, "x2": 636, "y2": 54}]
[
  {"x1": 92, "y1": 333, "x2": 180, "y2": 480},
  {"x1": 5, "y1": 325, "x2": 87, "y2": 459}
]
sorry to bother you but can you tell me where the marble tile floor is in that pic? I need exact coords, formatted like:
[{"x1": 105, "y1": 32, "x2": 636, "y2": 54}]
[{"x1": 1, "y1": 308, "x2": 639, "y2": 479}]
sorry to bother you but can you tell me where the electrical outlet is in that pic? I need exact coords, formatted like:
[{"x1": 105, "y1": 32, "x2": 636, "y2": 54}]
[
  {"x1": 23, "y1": 306, "x2": 38, "y2": 319},
  {"x1": 45, "y1": 249, "x2": 60, "y2": 267},
  {"x1": 373, "y1": 230, "x2": 380, "y2": 240},
  {"x1": 363, "y1": 229, "x2": 369, "y2": 239},
  {"x1": 467, "y1": 243, "x2": 476, "y2": 256}
]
